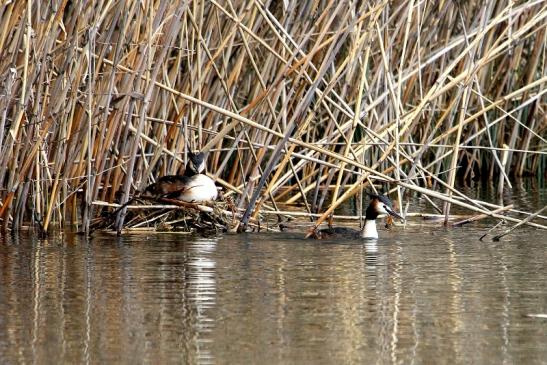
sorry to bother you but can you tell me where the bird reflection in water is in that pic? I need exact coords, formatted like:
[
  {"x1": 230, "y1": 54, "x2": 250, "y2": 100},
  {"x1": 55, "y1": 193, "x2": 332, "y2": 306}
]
[
  {"x1": 186, "y1": 238, "x2": 218, "y2": 364},
  {"x1": 364, "y1": 240, "x2": 378, "y2": 271}
]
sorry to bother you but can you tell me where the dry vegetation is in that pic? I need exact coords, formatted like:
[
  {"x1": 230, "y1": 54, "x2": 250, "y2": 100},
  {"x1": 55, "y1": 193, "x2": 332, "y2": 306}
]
[{"x1": 0, "y1": 0, "x2": 545, "y2": 234}]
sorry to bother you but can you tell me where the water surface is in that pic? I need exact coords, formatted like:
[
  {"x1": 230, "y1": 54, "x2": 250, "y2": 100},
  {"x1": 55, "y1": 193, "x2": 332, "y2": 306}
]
[{"x1": 0, "y1": 185, "x2": 546, "y2": 364}]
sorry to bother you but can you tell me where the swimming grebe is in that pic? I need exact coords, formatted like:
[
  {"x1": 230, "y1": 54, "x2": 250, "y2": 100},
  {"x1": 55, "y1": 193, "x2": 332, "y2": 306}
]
[
  {"x1": 315, "y1": 194, "x2": 403, "y2": 239},
  {"x1": 141, "y1": 151, "x2": 218, "y2": 203}
]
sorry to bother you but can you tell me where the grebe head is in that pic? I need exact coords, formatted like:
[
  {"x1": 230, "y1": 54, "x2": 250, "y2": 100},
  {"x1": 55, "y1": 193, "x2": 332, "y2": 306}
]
[
  {"x1": 368, "y1": 194, "x2": 404, "y2": 220},
  {"x1": 187, "y1": 151, "x2": 206, "y2": 174}
]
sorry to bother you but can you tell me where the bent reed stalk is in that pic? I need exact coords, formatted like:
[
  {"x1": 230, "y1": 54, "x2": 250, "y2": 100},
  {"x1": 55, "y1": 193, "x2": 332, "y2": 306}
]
[{"x1": 0, "y1": 0, "x2": 545, "y2": 234}]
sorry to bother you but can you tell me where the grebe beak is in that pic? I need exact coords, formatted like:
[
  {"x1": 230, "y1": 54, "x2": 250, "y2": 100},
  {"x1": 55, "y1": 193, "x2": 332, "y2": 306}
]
[{"x1": 385, "y1": 206, "x2": 404, "y2": 221}]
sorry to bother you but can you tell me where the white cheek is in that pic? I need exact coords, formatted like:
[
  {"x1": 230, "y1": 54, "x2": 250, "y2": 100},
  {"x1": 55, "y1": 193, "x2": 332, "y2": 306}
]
[
  {"x1": 198, "y1": 161, "x2": 206, "y2": 172},
  {"x1": 378, "y1": 205, "x2": 389, "y2": 214}
]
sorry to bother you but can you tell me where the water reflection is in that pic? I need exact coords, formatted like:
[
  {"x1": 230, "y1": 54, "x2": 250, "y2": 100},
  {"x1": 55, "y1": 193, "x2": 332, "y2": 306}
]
[
  {"x1": 0, "y1": 233, "x2": 222, "y2": 364},
  {"x1": 187, "y1": 238, "x2": 217, "y2": 364},
  {"x1": 0, "y1": 196, "x2": 546, "y2": 364},
  {"x1": 364, "y1": 240, "x2": 378, "y2": 269}
]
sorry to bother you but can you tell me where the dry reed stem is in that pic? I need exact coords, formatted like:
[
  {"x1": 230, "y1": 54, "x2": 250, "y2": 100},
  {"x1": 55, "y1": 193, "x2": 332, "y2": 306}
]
[
  {"x1": 492, "y1": 205, "x2": 547, "y2": 241},
  {"x1": 0, "y1": 0, "x2": 544, "y2": 234},
  {"x1": 453, "y1": 204, "x2": 514, "y2": 227}
]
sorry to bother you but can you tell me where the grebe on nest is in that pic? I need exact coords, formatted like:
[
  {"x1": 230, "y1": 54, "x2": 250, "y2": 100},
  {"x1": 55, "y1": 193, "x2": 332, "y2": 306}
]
[
  {"x1": 105, "y1": 152, "x2": 217, "y2": 230},
  {"x1": 141, "y1": 151, "x2": 218, "y2": 203},
  {"x1": 314, "y1": 194, "x2": 403, "y2": 239}
]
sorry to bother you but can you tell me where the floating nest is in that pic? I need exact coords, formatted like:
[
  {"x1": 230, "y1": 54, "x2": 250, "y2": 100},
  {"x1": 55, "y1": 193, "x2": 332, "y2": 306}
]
[{"x1": 90, "y1": 195, "x2": 237, "y2": 235}]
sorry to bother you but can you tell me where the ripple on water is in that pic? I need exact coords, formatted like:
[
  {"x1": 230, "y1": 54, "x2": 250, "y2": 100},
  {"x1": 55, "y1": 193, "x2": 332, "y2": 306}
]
[{"x1": 0, "y1": 186, "x2": 546, "y2": 364}]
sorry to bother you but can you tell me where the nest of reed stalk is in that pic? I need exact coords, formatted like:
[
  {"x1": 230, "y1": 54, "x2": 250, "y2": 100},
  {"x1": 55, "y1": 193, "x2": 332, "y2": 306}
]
[{"x1": 91, "y1": 196, "x2": 236, "y2": 235}]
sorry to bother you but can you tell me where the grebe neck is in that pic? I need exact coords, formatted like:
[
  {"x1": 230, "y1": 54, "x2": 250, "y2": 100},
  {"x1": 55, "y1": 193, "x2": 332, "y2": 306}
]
[{"x1": 360, "y1": 219, "x2": 378, "y2": 239}]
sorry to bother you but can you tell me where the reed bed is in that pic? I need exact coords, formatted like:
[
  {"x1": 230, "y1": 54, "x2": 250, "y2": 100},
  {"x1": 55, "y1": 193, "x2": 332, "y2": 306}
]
[{"x1": 0, "y1": 0, "x2": 545, "y2": 234}]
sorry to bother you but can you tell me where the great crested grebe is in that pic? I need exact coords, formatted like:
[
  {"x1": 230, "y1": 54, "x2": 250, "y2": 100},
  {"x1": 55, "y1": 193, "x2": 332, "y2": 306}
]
[
  {"x1": 141, "y1": 151, "x2": 218, "y2": 203},
  {"x1": 315, "y1": 194, "x2": 404, "y2": 239}
]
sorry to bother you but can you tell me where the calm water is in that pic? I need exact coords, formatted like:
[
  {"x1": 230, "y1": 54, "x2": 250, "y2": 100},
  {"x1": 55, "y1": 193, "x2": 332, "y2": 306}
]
[{"x1": 0, "y1": 185, "x2": 546, "y2": 364}]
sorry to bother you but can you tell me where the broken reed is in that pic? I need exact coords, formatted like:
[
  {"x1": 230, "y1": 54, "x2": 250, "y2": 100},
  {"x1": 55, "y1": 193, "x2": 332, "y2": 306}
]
[{"x1": 0, "y1": 0, "x2": 545, "y2": 232}]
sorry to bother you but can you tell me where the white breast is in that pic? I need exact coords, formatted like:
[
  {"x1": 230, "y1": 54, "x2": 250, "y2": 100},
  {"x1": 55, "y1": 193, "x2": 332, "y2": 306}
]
[
  {"x1": 179, "y1": 174, "x2": 218, "y2": 203},
  {"x1": 360, "y1": 219, "x2": 378, "y2": 239}
]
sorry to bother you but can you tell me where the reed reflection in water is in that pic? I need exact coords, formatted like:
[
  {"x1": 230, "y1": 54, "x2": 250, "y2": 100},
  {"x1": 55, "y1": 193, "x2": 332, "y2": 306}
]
[{"x1": 0, "y1": 225, "x2": 546, "y2": 364}]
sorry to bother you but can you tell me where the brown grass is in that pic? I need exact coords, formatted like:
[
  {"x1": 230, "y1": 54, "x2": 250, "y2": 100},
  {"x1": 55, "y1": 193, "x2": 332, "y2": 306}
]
[{"x1": 0, "y1": 0, "x2": 545, "y2": 233}]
